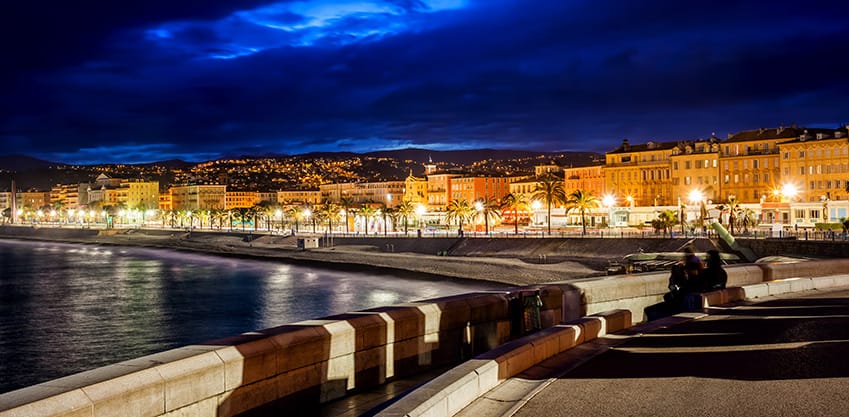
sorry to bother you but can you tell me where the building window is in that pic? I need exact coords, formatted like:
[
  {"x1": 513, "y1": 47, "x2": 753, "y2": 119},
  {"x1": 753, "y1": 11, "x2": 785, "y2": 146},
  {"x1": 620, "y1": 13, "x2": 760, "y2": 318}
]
[
  {"x1": 795, "y1": 209, "x2": 806, "y2": 219},
  {"x1": 764, "y1": 173, "x2": 770, "y2": 182},
  {"x1": 753, "y1": 160, "x2": 759, "y2": 169},
  {"x1": 673, "y1": 161, "x2": 679, "y2": 170},
  {"x1": 799, "y1": 167, "x2": 806, "y2": 175},
  {"x1": 685, "y1": 176, "x2": 691, "y2": 185},
  {"x1": 685, "y1": 161, "x2": 691, "y2": 169},
  {"x1": 753, "y1": 173, "x2": 759, "y2": 183},
  {"x1": 783, "y1": 152, "x2": 790, "y2": 159},
  {"x1": 810, "y1": 181, "x2": 815, "y2": 190},
  {"x1": 734, "y1": 174, "x2": 740, "y2": 183},
  {"x1": 799, "y1": 151, "x2": 805, "y2": 158}
]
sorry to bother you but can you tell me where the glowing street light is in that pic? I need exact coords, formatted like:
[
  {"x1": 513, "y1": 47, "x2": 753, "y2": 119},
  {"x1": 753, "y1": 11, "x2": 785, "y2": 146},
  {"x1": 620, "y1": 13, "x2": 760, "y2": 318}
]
[{"x1": 780, "y1": 184, "x2": 798, "y2": 201}]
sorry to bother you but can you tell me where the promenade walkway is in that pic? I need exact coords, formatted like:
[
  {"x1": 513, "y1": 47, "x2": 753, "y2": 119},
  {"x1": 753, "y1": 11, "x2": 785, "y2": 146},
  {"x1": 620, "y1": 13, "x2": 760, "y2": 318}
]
[{"x1": 459, "y1": 287, "x2": 849, "y2": 417}]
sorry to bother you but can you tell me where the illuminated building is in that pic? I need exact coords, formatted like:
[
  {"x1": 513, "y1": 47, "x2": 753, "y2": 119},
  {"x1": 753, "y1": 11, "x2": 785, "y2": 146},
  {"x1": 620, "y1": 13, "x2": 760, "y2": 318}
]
[
  {"x1": 169, "y1": 184, "x2": 227, "y2": 210},
  {"x1": 403, "y1": 172, "x2": 428, "y2": 206},
  {"x1": 226, "y1": 191, "x2": 259, "y2": 209},
  {"x1": 777, "y1": 127, "x2": 849, "y2": 203},
  {"x1": 320, "y1": 181, "x2": 406, "y2": 207},
  {"x1": 277, "y1": 190, "x2": 322, "y2": 206},
  {"x1": 719, "y1": 127, "x2": 797, "y2": 203},
  {"x1": 670, "y1": 138, "x2": 721, "y2": 204},
  {"x1": 125, "y1": 180, "x2": 160, "y2": 210},
  {"x1": 605, "y1": 139, "x2": 676, "y2": 206},
  {"x1": 563, "y1": 163, "x2": 605, "y2": 197}
]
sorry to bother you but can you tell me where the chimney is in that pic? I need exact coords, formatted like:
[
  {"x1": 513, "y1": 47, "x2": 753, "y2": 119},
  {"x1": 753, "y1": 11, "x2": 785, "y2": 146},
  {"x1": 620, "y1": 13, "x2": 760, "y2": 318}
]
[{"x1": 622, "y1": 138, "x2": 631, "y2": 151}]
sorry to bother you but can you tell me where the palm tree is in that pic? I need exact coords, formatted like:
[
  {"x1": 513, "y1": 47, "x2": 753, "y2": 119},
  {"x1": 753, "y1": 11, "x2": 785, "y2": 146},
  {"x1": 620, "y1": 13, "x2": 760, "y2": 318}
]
[
  {"x1": 339, "y1": 196, "x2": 355, "y2": 233},
  {"x1": 358, "y1": 205, "x2": 376, "y2": 235},
  {"x1": 395, "y1": 200, "x2": 415, "y2": 235},
  {"x1": 565, "y1": 190, "x2": 599, "y2": 235},
  {"x1": 210, "y1": 209, "x2": 227, "y2": 230},
  {"x1": 500, "y1": 193, "x2": 530, "y2": 235},
  {"x1": 319, "y1": 200, "x2": 340, "y2": 233},
  {"x1": 739, "y1": 208, "x2": 758, "y2": 233},
  {"x1": 474, "y1": 197, "x2": 502, "y2": 235},
  {"x1": 532, "y1": 175, "x2": 567, "y2": 235},
  {"x1": 654, "y1": 209, "x2": 678, "y2": 236},
  {"x1": 716, "y1": 196, "x2": 740, "y2": 234},
  {"x1": 383, "y1": 206, "x2": 400, "y2": 235},
  {"x1": 445, "y1": 199, "x2": 474, "y2": 235},
  {"x1": 234, "y1": 207, "x2": 250, "y2": 231},
  {"x1": 286, "y1": 206, "x2": 303, "y2": 233}
]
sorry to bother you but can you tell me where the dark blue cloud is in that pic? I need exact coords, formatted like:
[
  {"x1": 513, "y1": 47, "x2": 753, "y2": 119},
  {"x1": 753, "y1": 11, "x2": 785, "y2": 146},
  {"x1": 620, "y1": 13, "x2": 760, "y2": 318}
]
[{"x1": 1, "y1": 0, "x2": 848, "y2": 164}]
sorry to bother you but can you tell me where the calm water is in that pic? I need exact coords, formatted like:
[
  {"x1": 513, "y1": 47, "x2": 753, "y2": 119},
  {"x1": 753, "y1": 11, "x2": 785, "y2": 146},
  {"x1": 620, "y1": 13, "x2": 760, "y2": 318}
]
[{"x1": 0, "y1": 239, "x2": 499, "y2": 394}]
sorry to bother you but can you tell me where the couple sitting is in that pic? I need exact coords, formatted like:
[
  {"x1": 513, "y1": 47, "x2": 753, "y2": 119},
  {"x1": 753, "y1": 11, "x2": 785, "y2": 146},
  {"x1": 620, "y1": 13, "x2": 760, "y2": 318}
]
[{"x1": 649, "y1": 248, "x2": 727, "y2": 320}]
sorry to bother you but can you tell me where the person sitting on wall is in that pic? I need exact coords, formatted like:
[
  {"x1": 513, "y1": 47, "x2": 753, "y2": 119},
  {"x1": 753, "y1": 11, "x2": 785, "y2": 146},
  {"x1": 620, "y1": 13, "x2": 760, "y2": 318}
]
[
  {"x1": 703, "y1": 249, "x2": 728, "y2": 291},
  {"x1": 682, "y1": 246, "x2": 704, "y2": 291}
]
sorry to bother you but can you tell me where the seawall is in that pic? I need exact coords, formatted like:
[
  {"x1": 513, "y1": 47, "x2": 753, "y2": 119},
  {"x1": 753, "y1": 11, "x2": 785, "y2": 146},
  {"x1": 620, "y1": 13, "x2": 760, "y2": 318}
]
[{"x1": 6, "y1": 253, "x2": 849, "y2": 417}]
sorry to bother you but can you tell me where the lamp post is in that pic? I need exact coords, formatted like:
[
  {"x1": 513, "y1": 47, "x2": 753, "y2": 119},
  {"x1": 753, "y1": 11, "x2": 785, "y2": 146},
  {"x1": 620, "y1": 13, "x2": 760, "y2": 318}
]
[
  {"x1": 531, "y1": 200, "x2": 542, "y2": 227},
  {"x1": 304, "y1": 208, "x2": 312, "y2": 233},
  {"x1": 602, "y1": 194, "x2": 615, "y2": 228},
  {"x1": 415, "y1": 204, "x2": 426, "y2": 235},
  {"x1": 275, "y1": 209, "x2": 283, "y2": 234}
]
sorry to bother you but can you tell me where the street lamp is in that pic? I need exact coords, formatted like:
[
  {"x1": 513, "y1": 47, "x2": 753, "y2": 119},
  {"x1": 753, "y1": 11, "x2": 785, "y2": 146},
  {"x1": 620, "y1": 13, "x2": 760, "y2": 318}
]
[
  {"x1": 304, "y1": 208, "x2": 314, "y2": 233},
  {"x1": 415, "y1": 204, "x2": 426, "y2": 232},
  {"x1": 688, "y1": 189, "x2": 705, "y2": 231},
  {"x1": 602, "y1": 195, "x2": 615, "y2": 228},
  {"x1": 474, "y1": 201, "x2": 489, "y2": 235}
]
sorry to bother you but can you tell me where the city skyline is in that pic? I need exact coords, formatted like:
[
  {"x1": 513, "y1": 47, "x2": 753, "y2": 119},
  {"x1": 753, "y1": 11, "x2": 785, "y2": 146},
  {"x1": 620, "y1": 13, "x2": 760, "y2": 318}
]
[{"x1": 2, "y1": 1, "x2": 848, "y2": 165}]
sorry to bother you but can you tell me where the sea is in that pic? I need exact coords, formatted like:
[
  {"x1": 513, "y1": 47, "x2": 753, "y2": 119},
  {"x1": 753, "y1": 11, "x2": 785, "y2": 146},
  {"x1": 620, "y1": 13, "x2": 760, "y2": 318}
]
[{"x1": 0, "y1": 239, "x2": 499, "y2": 394}]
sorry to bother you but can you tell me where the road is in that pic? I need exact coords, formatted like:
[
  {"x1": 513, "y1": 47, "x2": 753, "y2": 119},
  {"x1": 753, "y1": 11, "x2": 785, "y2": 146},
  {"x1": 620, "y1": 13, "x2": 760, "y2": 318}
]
[{"x1": 508, "y1": 288, "x2": 849, "y2": 417}]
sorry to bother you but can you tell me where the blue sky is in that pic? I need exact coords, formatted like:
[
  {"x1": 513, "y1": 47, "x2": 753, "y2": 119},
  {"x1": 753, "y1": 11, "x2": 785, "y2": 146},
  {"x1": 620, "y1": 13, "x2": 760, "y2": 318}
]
[{"x1": 1, "y1": 0, "x2": 848, "y2": 164}]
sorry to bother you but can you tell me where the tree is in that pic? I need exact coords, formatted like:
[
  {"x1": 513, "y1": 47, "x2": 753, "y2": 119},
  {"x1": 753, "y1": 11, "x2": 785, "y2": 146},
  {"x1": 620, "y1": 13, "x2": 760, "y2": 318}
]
[
  {"x1": 286, "y1": 206, "x2": 306, "y2": 233},
  {"x1": 382, "y1": 206, "x2": 397, "y2": 235},
  {"x1": 318, "y1": 200, "x2": 340, "y2": 233},
  {"x1": 210, "y1": 209, "x2": 227, "y2": 230},
  {"x1": 358, "y1": 205, "x2": 376, "y2": 235},
  {"x1": 500, "y1": 193, "x2": 530, "y2": 235},
  {"x1": 445, "y1": 199, "x2": 474, "y2": 234},
  {"x1": 339, "y1": 196, "x2": 355, "y2": 233},
  {"x1": 739, "y1": 208, "x2": 758, "y2": 233},
  {"x1": 716, "y1": 196, "x2": 740, "y2": 234},
  {"x1": 532, "y1": 175, "x2": 566, "y2": 235},
  {"x1": 565, "y1": 189, "x2": 599, "y2": 235},
  {"x1": 474, "y1": 196, "x2": 502, "y2": 235},
  {"x1": 653, "y1": 209, "x2": 678, "y2": 236},
  {"x1": 395, "y1": 200, "x2": 415, "y2": 234}
]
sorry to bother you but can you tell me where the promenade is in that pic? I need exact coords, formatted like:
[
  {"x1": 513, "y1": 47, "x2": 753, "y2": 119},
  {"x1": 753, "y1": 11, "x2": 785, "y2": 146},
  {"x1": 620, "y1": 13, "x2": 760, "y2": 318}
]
[{"x1": 460, "y1": 287, "x2": 849, "y2": 417}]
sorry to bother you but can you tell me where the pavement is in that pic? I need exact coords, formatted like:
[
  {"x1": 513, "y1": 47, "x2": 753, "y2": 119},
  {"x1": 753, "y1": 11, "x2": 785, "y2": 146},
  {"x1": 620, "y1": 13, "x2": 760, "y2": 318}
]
[{"x1": 457, "y1": 287, "x2": 849, "y2": 417}]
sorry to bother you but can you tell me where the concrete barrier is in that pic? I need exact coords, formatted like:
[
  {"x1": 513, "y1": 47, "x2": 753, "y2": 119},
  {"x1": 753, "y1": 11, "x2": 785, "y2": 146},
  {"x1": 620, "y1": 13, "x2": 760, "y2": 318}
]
[
  {"x1": 376, "y1": 310, "x2": 632, "y2": 417},
  {"x1": 6, "y1": 260, "x2": 848, "y2": 417}
]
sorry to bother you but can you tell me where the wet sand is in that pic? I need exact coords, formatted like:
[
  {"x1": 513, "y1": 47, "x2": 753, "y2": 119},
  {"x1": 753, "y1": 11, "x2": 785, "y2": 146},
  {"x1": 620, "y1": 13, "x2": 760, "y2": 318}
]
[{"x1": 1, "y1": 227, "x2": 607, "y2": 286}]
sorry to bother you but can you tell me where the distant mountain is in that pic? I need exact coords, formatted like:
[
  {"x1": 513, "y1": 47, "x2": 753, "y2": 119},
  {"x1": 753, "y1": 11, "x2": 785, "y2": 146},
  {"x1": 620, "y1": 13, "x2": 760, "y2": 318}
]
[
  {"x1": 364, "y1": 148, "x2": 599, "y2": 165},
  {"x1": 138, "y1": 159, "x2": 194, "y2": 170},
  {"x1": 0, "y1": 154, "x2": 65, "y2": 172},
  {"x1": 285, "y1": 148, "x2": 599, "y2": 165}
]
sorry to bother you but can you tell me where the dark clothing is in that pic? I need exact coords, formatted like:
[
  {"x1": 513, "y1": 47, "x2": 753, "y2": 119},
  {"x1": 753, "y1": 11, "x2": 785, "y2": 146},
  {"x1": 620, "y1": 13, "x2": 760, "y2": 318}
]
[{"x1": 703, "y1": 266, "x2": 728, "y2": 290}]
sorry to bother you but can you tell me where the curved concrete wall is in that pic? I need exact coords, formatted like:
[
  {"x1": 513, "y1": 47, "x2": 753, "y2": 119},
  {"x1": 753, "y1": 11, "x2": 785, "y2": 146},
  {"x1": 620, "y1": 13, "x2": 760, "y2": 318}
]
[{"x1": 5, "y1": 259, "x2": 849, "y2": 417}]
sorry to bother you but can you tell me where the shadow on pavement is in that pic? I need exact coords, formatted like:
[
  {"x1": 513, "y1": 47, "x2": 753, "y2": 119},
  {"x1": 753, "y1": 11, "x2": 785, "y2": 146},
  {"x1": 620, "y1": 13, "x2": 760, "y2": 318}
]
[{"x1": 561, "y1": 295, "x2": 849, "y2": 381}]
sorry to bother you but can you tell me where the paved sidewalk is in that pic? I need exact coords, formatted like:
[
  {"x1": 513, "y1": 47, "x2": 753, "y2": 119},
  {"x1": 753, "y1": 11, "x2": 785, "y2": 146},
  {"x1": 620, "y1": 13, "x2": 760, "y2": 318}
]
[{"x1": 460, "y1": 287, "x2": 849, "y2": 417}]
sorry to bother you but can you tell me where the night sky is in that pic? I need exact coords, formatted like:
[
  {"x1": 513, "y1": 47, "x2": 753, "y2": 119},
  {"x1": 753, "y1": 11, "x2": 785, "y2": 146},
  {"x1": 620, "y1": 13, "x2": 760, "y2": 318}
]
[{"x1": 2, "y1": 1, "x2": 848, "y2": 165}]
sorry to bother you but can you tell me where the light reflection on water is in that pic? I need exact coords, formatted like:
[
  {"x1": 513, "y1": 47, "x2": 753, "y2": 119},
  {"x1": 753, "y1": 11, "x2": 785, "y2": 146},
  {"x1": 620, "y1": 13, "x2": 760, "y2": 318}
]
[{"x1": 0, "y1": 239, "x2": 501, "y2": 394}]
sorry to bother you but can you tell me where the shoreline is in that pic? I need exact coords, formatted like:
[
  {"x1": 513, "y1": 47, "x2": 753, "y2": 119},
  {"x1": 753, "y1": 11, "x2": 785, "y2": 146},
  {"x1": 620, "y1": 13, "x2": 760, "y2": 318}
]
[{"x1": 0, "y1": 227, "x2": 609, "y2": 287}]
